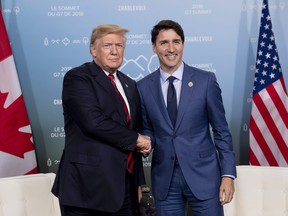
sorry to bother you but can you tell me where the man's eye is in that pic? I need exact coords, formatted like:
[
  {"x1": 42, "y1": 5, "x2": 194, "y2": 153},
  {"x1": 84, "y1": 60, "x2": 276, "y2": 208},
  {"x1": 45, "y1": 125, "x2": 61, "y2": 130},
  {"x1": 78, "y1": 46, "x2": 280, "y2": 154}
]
[
  {"x1": 116, "y1": 44, "x2": 124, "y2": 49},
  {"x1": 103, "y1": 44, "x2": 111, "y2": 49}
]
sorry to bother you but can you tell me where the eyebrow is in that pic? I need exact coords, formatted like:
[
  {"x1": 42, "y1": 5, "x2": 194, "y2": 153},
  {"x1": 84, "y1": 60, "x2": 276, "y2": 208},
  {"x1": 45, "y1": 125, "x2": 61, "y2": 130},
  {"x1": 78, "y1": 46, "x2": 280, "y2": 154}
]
[{"x1": 159, "y1": 38, "x2": 182, "y2": 43}]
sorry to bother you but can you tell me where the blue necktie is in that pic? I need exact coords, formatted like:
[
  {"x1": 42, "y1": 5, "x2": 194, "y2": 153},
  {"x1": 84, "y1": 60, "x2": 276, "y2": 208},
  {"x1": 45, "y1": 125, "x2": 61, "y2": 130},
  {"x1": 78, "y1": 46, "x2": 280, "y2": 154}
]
[{"x1": 167, "y1": 76, "x2": 177, "y2": 127}]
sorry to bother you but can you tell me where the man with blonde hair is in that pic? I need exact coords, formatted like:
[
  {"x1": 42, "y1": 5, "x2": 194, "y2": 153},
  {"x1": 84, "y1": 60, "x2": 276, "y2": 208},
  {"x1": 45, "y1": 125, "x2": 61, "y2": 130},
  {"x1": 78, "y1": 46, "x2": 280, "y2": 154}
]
[{"x1": 52, "y1": 24, "x2": 151, "y2": 216}]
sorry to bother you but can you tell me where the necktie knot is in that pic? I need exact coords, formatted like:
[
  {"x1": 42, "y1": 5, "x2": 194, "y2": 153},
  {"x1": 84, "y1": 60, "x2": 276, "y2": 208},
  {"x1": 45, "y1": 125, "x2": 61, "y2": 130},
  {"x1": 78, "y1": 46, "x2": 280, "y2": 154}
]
[
  {"x1": 167, "y1": 76, "x2": 177, "y2": 84},
  {"x1": 108, "y1": 74, "x2": 115, "y2": 81}
]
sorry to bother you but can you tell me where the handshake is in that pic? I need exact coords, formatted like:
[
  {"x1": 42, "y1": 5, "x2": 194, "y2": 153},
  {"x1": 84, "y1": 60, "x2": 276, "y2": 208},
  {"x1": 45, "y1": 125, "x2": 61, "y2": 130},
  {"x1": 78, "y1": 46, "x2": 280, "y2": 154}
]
[{"x1": 136, "y1": 134, "x2": 152, "y2": 155}]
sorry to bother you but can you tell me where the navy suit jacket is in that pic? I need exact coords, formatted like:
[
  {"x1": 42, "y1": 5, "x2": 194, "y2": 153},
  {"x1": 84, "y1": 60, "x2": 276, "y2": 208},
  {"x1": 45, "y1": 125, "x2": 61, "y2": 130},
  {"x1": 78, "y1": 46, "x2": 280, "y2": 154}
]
[
  {"x1": 52, "y1": 61, "x2": 145, "y2": 212},
  {"x1": 137, "y1": 63, "x2": 236, "y2": 201}
]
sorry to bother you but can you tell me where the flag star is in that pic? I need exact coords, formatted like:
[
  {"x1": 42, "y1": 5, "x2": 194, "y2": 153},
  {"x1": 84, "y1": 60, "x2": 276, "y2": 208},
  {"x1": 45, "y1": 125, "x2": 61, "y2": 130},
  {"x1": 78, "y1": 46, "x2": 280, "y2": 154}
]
[
  {"x1": 265, "y1": 53, "x2": 271, "y2": 59},
  {"x1": 252, "y1": 1, "x2": 286, "y2": 98},
  {"x1": 269, "y1": 73, "x2": 275, "y2": 79},
  {"x1": 267, "y1": 44, "x2": 273, "y2": 50},
  {"x1": 263, "y1": 62, "x2": 269, "y2": 67}
]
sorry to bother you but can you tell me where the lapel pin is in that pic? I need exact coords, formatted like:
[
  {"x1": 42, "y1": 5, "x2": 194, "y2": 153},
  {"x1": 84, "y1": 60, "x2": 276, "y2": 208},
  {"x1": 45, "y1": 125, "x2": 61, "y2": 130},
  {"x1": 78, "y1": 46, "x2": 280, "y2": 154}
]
[
  {"x1": 188, "y1": 82, "x2": 193, "y2": 87},
  {"x1": 125, "y1": 84, "x2": 129, "y2": 88}
]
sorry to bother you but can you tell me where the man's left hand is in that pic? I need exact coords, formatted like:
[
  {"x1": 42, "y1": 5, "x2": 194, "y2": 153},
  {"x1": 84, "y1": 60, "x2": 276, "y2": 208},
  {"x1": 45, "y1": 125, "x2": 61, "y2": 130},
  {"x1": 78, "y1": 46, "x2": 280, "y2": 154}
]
[{"x1": 219, "y1": 176, "x2": 235, "y2": 205}]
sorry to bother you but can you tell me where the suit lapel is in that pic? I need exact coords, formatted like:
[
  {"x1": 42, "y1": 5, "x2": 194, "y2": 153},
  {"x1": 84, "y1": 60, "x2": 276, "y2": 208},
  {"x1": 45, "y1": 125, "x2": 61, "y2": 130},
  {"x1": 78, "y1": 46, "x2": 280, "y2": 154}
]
[
  {"x1": 117, "y1": 72, "x2": 133, "y2": 126},
  {"x1": 148, "y1": 70, "x2": 173, "y2": 128},
  {"x1": 175, "y1": 64, "x2": 195, "y2": 131},
  {"x1": 89, "y1": 61, "x2": 116, "y2": 96},
  {"x1": 88, "y1": 62, "x2": 128, "y2": 125}
]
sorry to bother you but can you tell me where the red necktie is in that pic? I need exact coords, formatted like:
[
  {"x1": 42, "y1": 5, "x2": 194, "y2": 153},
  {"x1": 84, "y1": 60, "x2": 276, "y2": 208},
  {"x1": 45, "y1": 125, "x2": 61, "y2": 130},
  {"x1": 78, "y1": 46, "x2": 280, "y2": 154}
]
[{"x1": 108, "y1": 74, "x2": 135, "y2": 173}]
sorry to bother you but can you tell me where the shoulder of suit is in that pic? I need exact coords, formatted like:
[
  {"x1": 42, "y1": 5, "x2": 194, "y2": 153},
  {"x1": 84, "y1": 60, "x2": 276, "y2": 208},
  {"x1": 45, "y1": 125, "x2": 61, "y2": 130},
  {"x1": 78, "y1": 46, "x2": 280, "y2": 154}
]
[
  {"x1": 137, "y1": 70, "x2": 158, "y2": 87},
  {"x1": 67, "y1": 62, "x2": 91, "y2": 74},
  {"x1": 117, "y1": 71, "x2": 136, "y2": 84},
  {"x1": 64, "y1": 62, "x2": 94, "y2": 79},
  {"x1": 185, "y1": 64, "x2": 214, "y2": 78}
]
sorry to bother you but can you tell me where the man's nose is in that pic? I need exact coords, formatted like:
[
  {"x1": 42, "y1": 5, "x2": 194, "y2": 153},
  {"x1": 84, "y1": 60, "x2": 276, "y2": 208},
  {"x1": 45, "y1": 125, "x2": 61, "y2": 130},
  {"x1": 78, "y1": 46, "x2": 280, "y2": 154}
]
[
  {"x1": 110, "y1": 45, "x2": 118, "y2": 53},
  {"x1": 167, "y1": 42, "x2": 174, "y2": 52}
]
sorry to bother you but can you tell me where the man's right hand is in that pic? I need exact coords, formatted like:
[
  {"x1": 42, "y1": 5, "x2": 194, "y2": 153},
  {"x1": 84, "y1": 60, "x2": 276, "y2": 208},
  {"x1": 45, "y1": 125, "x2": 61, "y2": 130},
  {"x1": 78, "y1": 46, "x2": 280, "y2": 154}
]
[{"x1": 136, "y1": 134, "x2": 152, "y2": 155}]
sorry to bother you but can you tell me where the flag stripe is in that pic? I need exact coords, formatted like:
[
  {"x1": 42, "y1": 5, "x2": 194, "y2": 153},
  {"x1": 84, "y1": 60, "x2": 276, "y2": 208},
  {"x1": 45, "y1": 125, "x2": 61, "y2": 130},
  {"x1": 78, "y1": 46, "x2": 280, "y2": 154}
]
[
  {"x1": 272, "y1": 79, "x2": 288, "y2": 129},
  {"x1": 249, "y1": 132, "x2": 266, "y2": 166},
  {"x1": 249, "y1": 148, "x2": 260, "y2": 166},
  {"x1": 0, "y1": 11, "x2": 12, "y2": 61},
  {"x1": 253, "y1": 92, "x2": 288, "y2": 164},
  {"x1": 250, "y1": 116, "x2": 278, "y2": 166},
  {"x1": 251, "y1": 100, "x2": 287, "y2": 166}
]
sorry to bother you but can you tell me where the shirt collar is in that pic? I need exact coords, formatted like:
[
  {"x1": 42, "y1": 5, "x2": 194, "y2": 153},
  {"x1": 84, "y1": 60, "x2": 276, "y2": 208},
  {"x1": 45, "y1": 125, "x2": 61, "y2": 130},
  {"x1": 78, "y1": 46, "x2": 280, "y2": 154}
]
[
  {"x1": 160, "y1": 62, "x2": 184, "y2": 84},
  {"x1": 104, "y1": 71, "x2": 119, "y2": 82}
]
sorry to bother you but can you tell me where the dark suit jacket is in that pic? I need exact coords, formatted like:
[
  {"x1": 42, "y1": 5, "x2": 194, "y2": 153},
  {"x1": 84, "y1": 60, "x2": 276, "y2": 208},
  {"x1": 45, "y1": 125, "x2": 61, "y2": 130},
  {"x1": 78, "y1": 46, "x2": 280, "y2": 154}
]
[
  {"x1": 137, "y1": 63, "x2": 236, "y2": 201},
  {"x1": 52, "y1": 61, "x2": 145, "y2": 212}
]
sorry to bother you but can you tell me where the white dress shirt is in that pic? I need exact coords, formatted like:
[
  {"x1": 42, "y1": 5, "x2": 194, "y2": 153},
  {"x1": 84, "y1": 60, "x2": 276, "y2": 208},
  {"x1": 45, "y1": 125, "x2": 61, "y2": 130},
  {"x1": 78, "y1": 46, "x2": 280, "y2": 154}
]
[
  {"x1": 105, "y1": 71, "x2": 131, "y2": 115},
  {"x1": 159, "y1": 62, "x2": 184, "y2": 107}
]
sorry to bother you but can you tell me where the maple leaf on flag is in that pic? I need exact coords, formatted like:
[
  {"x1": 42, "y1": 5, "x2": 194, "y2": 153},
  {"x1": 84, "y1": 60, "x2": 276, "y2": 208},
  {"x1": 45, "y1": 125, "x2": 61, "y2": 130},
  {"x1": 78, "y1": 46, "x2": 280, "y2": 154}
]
[
  {"x1": 0, "y1": 8, "x2": 38, "y2": 177},
  {"x1": 0, "y1": 91, "x2": 35, "y2": 158}
]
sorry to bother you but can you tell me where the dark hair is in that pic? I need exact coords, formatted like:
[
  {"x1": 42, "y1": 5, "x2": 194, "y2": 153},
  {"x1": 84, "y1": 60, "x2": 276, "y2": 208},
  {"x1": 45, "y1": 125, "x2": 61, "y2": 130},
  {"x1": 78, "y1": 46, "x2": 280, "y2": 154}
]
[{"x1": 151, "y1": 20, "x2": 185, "y2": 44}]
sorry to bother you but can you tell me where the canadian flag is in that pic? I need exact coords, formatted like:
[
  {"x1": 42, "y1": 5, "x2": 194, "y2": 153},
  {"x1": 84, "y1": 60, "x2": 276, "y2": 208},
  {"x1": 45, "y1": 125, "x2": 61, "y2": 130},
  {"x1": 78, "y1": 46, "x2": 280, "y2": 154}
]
[{"x1": 0, "y1": 11, "x2": 38, "y2": 177}]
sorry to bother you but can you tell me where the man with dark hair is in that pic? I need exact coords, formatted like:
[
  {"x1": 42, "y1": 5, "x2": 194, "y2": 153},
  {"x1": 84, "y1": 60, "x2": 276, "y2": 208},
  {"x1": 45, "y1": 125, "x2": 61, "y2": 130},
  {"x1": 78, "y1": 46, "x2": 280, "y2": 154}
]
[{"x1": 137, "y1": 20, "x2": 236, "y2": 216}]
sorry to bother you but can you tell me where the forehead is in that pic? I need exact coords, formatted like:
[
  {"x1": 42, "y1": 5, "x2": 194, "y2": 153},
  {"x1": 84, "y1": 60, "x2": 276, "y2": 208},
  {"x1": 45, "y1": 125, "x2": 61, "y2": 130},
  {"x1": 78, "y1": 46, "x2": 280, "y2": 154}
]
[
  {"x1": 98, "y1": 33, "x2": 125, "y2": 43},
  {"x1": 156, "y1": 29, "x2": 181, "y2": 41}
]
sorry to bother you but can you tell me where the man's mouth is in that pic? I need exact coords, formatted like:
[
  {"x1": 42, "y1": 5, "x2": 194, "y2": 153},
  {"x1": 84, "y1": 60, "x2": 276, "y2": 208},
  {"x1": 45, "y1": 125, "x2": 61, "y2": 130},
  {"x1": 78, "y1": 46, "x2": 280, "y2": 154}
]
[{"x1": 166, "y1": 54, "x2": 177, "y2": 59}]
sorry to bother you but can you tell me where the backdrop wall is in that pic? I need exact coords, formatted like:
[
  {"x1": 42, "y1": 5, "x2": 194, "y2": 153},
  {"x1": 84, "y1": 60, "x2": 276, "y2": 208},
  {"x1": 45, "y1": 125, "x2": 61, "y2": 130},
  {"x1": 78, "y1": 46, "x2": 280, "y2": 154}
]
[{"x1": 2, "y1": 0, "x2": 288, "y2": 188}]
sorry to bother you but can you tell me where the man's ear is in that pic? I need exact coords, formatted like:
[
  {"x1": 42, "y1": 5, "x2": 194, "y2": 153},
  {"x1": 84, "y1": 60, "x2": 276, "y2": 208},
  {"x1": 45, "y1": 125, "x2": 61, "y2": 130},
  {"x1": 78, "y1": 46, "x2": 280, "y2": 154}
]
[
  {"x1": 152, "y1": 44, "x2": 156, "y2": 53},
  {"x1": 90, "y1": 45, "x2": 97, "y2": 57}
]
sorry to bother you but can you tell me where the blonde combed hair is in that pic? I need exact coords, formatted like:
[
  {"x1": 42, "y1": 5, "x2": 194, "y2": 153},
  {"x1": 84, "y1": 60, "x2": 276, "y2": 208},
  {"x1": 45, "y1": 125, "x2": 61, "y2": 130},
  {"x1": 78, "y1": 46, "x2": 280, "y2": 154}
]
[{"x1": 90, "y1": 24, "x2": 129, "y2": 45}]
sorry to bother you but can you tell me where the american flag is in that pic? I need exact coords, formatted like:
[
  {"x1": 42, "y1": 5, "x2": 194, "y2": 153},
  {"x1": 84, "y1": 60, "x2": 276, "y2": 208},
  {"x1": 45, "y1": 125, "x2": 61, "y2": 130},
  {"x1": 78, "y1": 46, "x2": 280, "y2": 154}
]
[{"x1": 249, "y1": 0, "x2": 288, "y2": 166}]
